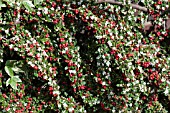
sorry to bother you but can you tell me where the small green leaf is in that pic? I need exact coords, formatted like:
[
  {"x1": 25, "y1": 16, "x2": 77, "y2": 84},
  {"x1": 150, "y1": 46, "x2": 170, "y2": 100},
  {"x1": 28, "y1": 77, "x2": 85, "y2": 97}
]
[
  {"x1": 0, "y1": 79, "x2": 2, "y2": 88},
  {"x1": 5, "y1": 60, "x2": 16, "y2": 67},
  {"x1": 2, "y1": 0, "x2": 15, "y2": 6},
  {"x1": 12, "y1": 67, "x2": 24, "y2": 73},
  {"x1": 0, "y1": 3, "x2": 6, "y2": 7},
  {"x1": 10, "y1": 80, "x2": 17, "y2": 90},
  {"x1": 11, "y1": 76, "x2": 22, "y2": 83},
  {"x1": 22, "y1": 0, "x2": 34, "y2": 12},
  {"x1": 5, "y1": 66, "x2": 14, "y2": 77},
  {"x1": 34, "y1": 72, "x2": 38, "y2": 77},
  {"x1": 138, "y1": 66, "x2": 143, "y2": 73},
  {"x1": 34, "y1": 0, "x2": 43, "y2": 6},
  {"x1": 6, "y1": 78, "x2": 10, "y2": 87},
  {"x1": 40, "y1": 38, "x2": 49, "y2": 43}
]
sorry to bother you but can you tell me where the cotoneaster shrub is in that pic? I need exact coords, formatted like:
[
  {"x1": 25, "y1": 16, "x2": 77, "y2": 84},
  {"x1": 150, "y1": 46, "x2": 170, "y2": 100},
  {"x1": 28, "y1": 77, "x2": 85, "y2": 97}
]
[{"x1": 0, "y1": 0, "x2": 170, "y2": 112}]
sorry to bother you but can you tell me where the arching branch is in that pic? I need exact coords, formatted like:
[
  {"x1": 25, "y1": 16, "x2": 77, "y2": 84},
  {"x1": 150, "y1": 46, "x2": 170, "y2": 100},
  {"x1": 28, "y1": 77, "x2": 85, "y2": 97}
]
[
  {"x1": 96, "y1": 0, "x2": 148, "y2": 12},
  {"x1": 96, "y1": 0, "x2": 170, "y2": 30}
]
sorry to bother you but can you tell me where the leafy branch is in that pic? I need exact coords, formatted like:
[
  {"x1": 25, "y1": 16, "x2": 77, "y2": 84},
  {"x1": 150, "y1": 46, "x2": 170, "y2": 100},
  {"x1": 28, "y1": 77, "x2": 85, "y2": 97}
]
[
  {"x1": 5, "y1": 60, "x2": 24, "y2": 90},
  {"x1": 96, "y1": 0, "x2": 147, "y2": 12}
]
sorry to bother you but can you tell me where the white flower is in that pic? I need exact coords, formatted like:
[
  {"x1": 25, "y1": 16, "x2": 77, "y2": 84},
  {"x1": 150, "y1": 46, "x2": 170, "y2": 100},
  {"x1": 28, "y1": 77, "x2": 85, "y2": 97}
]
[
  {"x1": 96, "y1": 36, "x2": 102, "y2": 39},
  {"x1": 37, "y1": 47, "x2": 42, "y2": 51},
  {"x1": 51, "y1": 7, "x2": 54, "y2": 10},
  {"x1": 9, "y1": 44, "x2": 13, "y2": 49},
  {"x1": 129, "y1": 103, "x2": 132, "y2": 107},
  {"x1": 42, "y1": 51, "x2": 48, "y2": 56},
  {"x1": 58, "y1": 104, "x2": 61, "y2": 108},
  {"x1": 82, "y1": 96, "x2": 86, "y2": 99},
  {"x1": 118, "y1": 53, "x2": 122, "y2": 58},
  {"x1": 156, "y1": 5, "x2": 160, "y2": 10},
  {"x1": 105, "y1": 21, "x2": 109, "y2": 26},
  {"x1": 14, "y1": 47, "x2": 18, "y2": 51},
  {"x1": 127, "y1": 31, "x2": 133, "y2": 36},
  {"x1": 141, "y1": 0, "x2": 144, "y2": 2},
  {"x1": 128, "y1": 16, "x2": 132, "y2": 20},
  {"x1": 43, "y1": 75, "x2": 48, "y2": 80},
  {"x1": 161, "y1": 78, "x2": 166, "y2": 82},
  {"x1": 26, "y1": 40, "x2": 30, "y2": 44},
  {"x1": 112, "y1": 109, "x2": 116, "y2": 113},
  {"x1": 127, "y1": 62, "x2": 132, "y2": 67},
  {"x1": 49, "y1": 67, "x2": 52, "y2": 73},
  {"x1": 136, "y1": 80, "x2": 139, "y2": 84},
  {"x1": 107, "y1": 40, "x2": 112, "y2": 47},
  {"x1": 63, "y1": 103, "x2": 68, "y2": 109},
  {"x1": 69, "y1": 70, "x2": 76, "y2": 74},
  {"x1": 120, "y1": 35, "x2": 123, "y2": 39},
  {"x1": 102, "y1": 82, "x2": 106, "y2": 86},
  {"x1": 33, "y1": 40, "x2": 36, "y2": 44},
  {"x1": 77, "y1": 58, "x2": 81, "y2": 62},
  {"x1": 27, "y1": 61, "x2": 32, "y2": 65},
  {"x1": 90, "y1": 15, "x2": 94, "y2": 20},
  {"x1": 164, "y1": 87, "x2": 169, "y2": 96},
  {"x1": 126, "y1": 41, "x2": 132, "y2": 46},
  {"x1": 37, "y1": 11, "x2": 41, "y2": 15},
  {"x1": 86, "y1": 16, "x2": 89, "y2": 19},
  {"x1": 102, "y1": 71, "x2": 106, "y2": 75},
  {"x1": 53, "y1": 90, "x2": 60, "y2": 95},
  {"x1": 106, "y1": 61, "x2": 110, "y2": 67},
  {"x1": 5, "y1": 29, "x2": 9, "y2": 34},
  {"x1": 80, "y1": 30, "x2": 85, "y2": 34},
  {"x1": 127, "y1": 83, "x2": 131, "y2": 87},
  {"x1": 138, "y1": 66, "x2": 144, "y2": 73},
  {"x1": 94, "y1": 17, "x2": 98, "y2": 21},
  {"x1": 162, "y1": 68, "x2": 166, "y2": 72},
  {"x1": 68, "y1": 107, "x2": 74, "y2": 112}
]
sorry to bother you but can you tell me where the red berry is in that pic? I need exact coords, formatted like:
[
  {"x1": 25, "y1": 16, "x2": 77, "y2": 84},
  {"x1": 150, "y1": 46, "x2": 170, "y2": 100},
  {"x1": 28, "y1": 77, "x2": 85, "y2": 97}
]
[
  {"x1": 52, "y1": 2, "x2": 56, "y2": 8},
  {"x1": 75, "y1": 9, "x2": 79, "y2": 14},
  {"x1": 78, "y1": 73, "x2": 82, "y2": 77}
]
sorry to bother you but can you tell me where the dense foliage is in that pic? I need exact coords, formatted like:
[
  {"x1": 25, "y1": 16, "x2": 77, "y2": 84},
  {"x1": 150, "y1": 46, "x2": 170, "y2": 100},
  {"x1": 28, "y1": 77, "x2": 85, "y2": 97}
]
[{"x1": 0, "y1": 0, "x2": 170, "y2": 112}]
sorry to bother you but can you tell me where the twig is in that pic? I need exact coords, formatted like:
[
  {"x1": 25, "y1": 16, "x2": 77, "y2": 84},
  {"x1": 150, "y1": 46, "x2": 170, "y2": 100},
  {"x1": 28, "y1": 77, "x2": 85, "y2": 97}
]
[
  {"x1": 56, "y1": 78, "x2": 62, "y2": 84},
  {"x1": 143, "y1": 21, "x2": 152, "y2": 32},
  {"x1": 96, "y1": 0, "x2": 148, "y2": 12}
]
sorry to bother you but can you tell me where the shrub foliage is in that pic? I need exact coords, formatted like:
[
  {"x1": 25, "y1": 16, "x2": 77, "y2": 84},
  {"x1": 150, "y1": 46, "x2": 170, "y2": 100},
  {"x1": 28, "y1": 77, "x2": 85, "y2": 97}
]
[{"x1": 0, "y1": 0, "x2": 170, "y2": 112}]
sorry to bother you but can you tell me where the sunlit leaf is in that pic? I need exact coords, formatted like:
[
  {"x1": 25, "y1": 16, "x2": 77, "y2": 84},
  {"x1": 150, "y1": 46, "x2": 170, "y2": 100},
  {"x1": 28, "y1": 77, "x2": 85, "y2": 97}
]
[
  {"x1": 22, "y1": 0, "x2": 34, "y2": 12},
  {"x1": 10, "y1": 80, "x2": 17, "y2": 90},
  {"x1": 11, "y1": 76, "x2": 22, "y2": 83},
  {"x1": 5, "y1": 60, "x2": 16, "y2": 67},
  {"x1": 34, "y1": 0, "x2": 43, "y2": 6},
  {"x1": 2, "y1": 0, "x2": 15, "y2": 4},
  {"x1": 6, "y1": 78, "x2": 10, "y2": 87},
  {"x1": 5, "y1": 66, "x2": 14, "y2": 77},
  {"x1": 12, "y1": 67, "x2": 24, "y2": 73}
]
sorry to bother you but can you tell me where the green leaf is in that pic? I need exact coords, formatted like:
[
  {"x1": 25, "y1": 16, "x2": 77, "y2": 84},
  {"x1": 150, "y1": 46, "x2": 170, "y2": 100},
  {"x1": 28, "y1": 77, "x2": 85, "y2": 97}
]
[
  {"x1": 39, "y1": 38, "x2": 49, "y2": 43},
  {"x1": 22, "y1": 0, "x2": 34, "y2": 12},
  {"x1": 2, "y1": 0, "x2": 15, "y2": 6},
  {"x1": 34, "y1": 0, "x2": 43, "y2": 6},
  {"x1": 5, "y1": 66, "x2": 14, "y2": 77},
  {"x1": 6, "y1": 78, "x2": 10, "y2": 87},
  {"x1": 34, "y1": 72, "x2": 38, "y2": 77},
  {"x1": 0, "y1": 79, "x2": 2, "y2": 88},
  {"x1": 12, "y1": 67, "x2": 24, "y2": 73},
  {"x1": 0, "y1": 3, "x2": 6, "y2": 8},
  {"x1": 6, "y1": 76, "x2": 22, "y2": 90},
  {"x1": 5, "y1": 60, "x2": 16, "y2": 67},
  {"x1": 10, "y1": 80, "x2": 17, "y2": 90},
  {"x1": 11, "y1": 76, "x2": 22, "y2": 83},
  {"x1": 138, "y1": 66, "x2": 143, "y2": 73}
]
